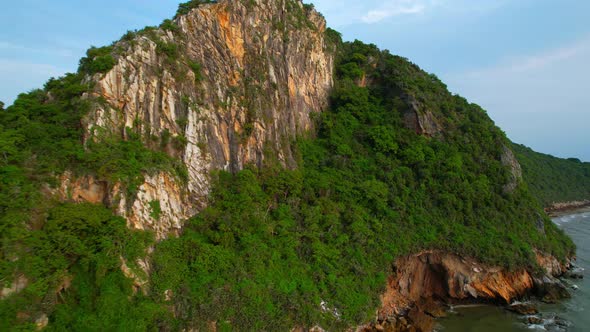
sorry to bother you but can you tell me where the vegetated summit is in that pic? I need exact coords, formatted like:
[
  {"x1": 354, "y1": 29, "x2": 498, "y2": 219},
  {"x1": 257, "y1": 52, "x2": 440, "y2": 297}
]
[{"x1": 0, "y1": 0, "x2": 580, "y2": 331}]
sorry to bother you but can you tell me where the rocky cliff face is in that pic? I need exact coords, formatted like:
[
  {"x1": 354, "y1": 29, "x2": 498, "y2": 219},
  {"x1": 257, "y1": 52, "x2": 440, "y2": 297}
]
[
  {"x1": 501, "y1": 145, "x2": 523, "y2": 193},
  {"x1": 401, "y1": 96, "x2": 441, "y2": 137},
  {"x1": 362, "y1": 250, "x2": 570, "y2": 332},
  {"x1": 67, "y1": 0, "x2": 334, "y2": 238}
]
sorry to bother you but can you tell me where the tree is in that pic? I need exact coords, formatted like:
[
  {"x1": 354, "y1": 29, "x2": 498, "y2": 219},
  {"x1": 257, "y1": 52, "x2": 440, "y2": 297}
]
[
  {"x1": 176, "y1": 0, "x2": 217, "y2": 17},
  {"x1": 0, "y1": 101, "x2": 4, "y2": 111}
]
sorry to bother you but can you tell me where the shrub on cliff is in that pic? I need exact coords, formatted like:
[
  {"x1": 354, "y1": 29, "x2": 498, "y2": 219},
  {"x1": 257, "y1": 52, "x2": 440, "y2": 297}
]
[
  {"x1": 0, "y1": 203, "x2": 156, "y2": 331},
  {"x1": 176, "y1": 0, "x2": 217, "y2": 17},
  {"x1": 79, "y1": 46, "x2": 116, "y2": 74},
  {"x1": 148, "y1": 40, "x2": 575, "y2": 330},
  {"x1": 0, "y1": 4, "x2": 577, "y2": 331}
]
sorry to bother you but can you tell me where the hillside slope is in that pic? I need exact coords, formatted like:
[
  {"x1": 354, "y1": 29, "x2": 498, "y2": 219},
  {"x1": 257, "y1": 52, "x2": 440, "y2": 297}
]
[
  {"x1": 0, "y1": 0, "x2": 579, "y2": 331},
  {"x1": 513, "y1": 143, "x2": 590, "y2": 206}
]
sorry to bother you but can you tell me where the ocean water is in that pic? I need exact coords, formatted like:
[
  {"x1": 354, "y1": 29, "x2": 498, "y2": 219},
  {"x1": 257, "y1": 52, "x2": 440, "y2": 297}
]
[{"x1": 438, "y1": 208, "x2": 590, "y2": 332}]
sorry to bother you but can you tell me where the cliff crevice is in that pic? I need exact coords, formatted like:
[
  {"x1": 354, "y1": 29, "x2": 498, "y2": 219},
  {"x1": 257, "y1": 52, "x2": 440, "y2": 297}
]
[
  {"x1": 72, "y1": 0, "x2": 334, "y2": 238},
  {"x1": 362, "y1": 250, "x2": 571, "y2": 331}
]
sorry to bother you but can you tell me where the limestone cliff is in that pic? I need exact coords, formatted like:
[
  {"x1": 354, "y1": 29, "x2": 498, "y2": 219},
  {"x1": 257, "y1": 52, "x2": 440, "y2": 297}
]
[
  {"x1": 501, "y1": 144, "x2": 523, "y2": 193},
  {"x1": 65, "y1": 0, "x2": 334, "y2": 238},
  {"x1": 1, "y1": 1, "x2": 578, "y2": 331}
]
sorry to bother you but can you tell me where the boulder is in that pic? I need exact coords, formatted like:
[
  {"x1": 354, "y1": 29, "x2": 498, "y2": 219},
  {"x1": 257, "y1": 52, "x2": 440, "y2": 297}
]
[
  {"x1": 564, "y1": 267, "x2": 584, "y2": 279},
  {"x1": 407, "y1": 306, "x2": 435, "y2": 332},
  {"x1": 527, "y1": 316, "x2": 543, "y2": 324},
  {"x1": 533, "y1": 276, "x2": 570, "y2": 303},
  {"x1": 35, "y1": 314, "x2": 48, "y2": 330},
  {"x1": 420, "y1": 299, "x2": 447, "y2": 318},
  {"x1": 554, "y1": 316, "x2": 571, "y2": 327},
  {"x1": 507, "y1": 302, "x2": 538, "y2": 315}
]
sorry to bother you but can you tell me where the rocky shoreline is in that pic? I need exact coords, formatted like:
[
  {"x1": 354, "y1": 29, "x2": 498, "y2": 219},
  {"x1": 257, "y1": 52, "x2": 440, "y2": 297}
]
[
  {"x1": 545, "y1": 200, "x2": 590, "y2": 217},
  {"x1": 357, "y1": 250, "x2": 580, "y2": 332}
]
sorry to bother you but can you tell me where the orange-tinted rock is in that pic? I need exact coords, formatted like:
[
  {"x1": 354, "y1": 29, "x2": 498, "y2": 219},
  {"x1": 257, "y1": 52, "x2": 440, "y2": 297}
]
[
  {"x1": 375, "y1": 250, "x2": 569, "y2": 331},
  {"x1": 507, "y1": 302, "x2": 538, "y2": 315},
  {"x1": 57, "y1": 0, "x2": 334, "y2": 240},
  {"x1": 58, "y1": 172, "x2": 108, "y2": 204}
]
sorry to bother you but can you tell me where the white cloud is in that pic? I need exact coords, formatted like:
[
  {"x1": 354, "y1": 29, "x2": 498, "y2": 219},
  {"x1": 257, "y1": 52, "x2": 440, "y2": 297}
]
[
  {"x1": 0, "y1": 41, "x2": 74, "y2": 58},
  {"x1": 309, "y1": 0, "x2": 433, "y2": 26},
  {"x1": 509, "y1": 41, "x2": 590, "y2": 72},
  {"x1": 458, "y1": 36, "x2": 590, "y2": 77},
  {"x1": 434, "y1": 0, "x2": 509, "y2": 15},
  {"x1": 312, "y1": 0, "x2": 510, "y2": 27},
  {"x1": 0, "y1": 59, "x2": 63, "y2": 77},
  {"x1": 442, "y1": 36, "x2": 590, "y2": 161},
  {"x1": 308, "y1": 0, "x2": 366, "y2": 27},
  {"x1": 361, "y1": 1, "x2": 427, "y2": 24}
]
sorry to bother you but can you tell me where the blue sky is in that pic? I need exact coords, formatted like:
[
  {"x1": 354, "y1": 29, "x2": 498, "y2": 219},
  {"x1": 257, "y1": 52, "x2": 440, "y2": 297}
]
[{"x1": 1, "y1": 0, "x2": 589, "y2": 161}]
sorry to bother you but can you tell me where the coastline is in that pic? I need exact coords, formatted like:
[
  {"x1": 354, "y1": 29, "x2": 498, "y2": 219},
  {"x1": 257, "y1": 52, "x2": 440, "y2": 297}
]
[
  {"x1": 545, "y1": 200, "x2": 590, "y2": 217},
  {"x1": 359, "y1": 203, "x2": 588, "y2": 332},
  {"x1": 359, "y1": 250, "x2": 574, "y2": 332},
  {"x1": 439, "y1": 206, "x2": 589, "y2": 332}
]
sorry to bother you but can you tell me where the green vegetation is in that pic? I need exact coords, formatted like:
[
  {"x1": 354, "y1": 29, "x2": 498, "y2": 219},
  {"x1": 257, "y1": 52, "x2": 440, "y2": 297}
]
[
  {"x1": 148, "y1": 40, "x2": 575, "y2": 330},
  {"x1": 155, "y1": 39, "x2": 179, "y2": 60},
  {"x1": 0, "y1": 39, "x2": 186, "y2": 330},
  {"x1": 79, "y1": 46, "x2": 116, "y2": 74},
  {"x1": 0, "y1": 73, "x2": 186, "y2": 203},
  {"x1": 188, "y1": 60, "x2": 203, "y2": 82},
  {"x1": 176, "y1": 0, "x2": 217, "y2": 18},
  {"x1": 513, "y1": 143, "x2": 590, "y2": 205},
  {"x1": 160, "y1": 19, "x2": 180, "y2": 33},
  {"x1": 84, "y1": 130, "x2": 188, "y2": 197},
  {"x1": 150, "y1": 200, "x2": 162, "y2": 221},
  {"x1": 303, "y1": 3, "x2": 315, "y2": 12},
  {"x1": 0, "y1": 2, "x2": 581, "y2": 331},
  {"x1": 0, "y1": 203, "x2": 157, "y2": 331}
]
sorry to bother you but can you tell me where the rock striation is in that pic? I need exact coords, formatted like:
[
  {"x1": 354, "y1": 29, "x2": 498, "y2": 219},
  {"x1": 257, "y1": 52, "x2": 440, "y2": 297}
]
[
  {"x1": 361, "y1": 250, "x2": 571, "y2": 332},
  {"x1": 2, "y1": 2, "x2": 577, "y2": 331},
  {"x1": 64, "y1": 0, "x2": 334, "y2": 238}
]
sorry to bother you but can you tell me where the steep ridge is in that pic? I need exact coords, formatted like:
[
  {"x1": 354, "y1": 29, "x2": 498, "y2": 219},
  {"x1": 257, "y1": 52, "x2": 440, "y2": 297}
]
[
  {"x1": 512, "y1": 143, "x2": 590, "y2": 207},
  {"x1": 0, "y1": 1, "x2": 581, "y2": 331},
  {"x1": 70, "y1": 0, "x2": 334, "y2": 238}
]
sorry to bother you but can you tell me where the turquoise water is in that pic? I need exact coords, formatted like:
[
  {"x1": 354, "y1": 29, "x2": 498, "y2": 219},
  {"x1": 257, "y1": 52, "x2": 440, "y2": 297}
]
[{"x1": 438, "y1": 208, "x2": 590, "y2": 332}]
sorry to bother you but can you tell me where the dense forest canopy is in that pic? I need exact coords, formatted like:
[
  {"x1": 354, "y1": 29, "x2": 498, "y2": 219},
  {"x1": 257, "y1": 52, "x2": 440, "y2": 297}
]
[
  {"x1": 512, "y1": 143, "x2": 590, "y2": 206},
  {"x1": 0, "y1": 1, "x2": 581, "y2": 330}
]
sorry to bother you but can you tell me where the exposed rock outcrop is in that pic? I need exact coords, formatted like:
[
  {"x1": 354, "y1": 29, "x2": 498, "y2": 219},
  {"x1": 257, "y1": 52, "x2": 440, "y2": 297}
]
[
  {"x1": 507, "y1": 302, "x2": 538, "y2": 315},
  {"x1": 121, "y1": 256, "x2": 151, "y2": 293},
  {"x1": 534, "y1": 250, "x2": 566, "y2": 276},
  {"x1": 361, "y1": 250, "x2": 570, "y2": 332},
  {"x1": 402, "y1": 96, "x2": 441, "y2": 137},
  {"x1": 545, "y1": 200, "x2": 590, "y2": 216},
  {"x1": 533, "y1": 275, "x2": 570, "y2": 303},
  {"x1": 63, "y1": 0, "x2": 334, "y2": 238},
  {"x1": 127, "y1": 173, "x2": 192, "y2": 237},
  {"x1": 58, "y1": 172, "x2": 109, "y2": 204},
  {"x1": 34, "y1": 314, "x2": 48, "y2": 331},
  {"x1": 1, "y1": 274, "x2": 28, "y2": 299},
  {"x1": 501, "y1": 144, "x2": 523, "y2": 193},
  {"x1": 57, "y1": 171, "x2": 192, "y2": 239}
]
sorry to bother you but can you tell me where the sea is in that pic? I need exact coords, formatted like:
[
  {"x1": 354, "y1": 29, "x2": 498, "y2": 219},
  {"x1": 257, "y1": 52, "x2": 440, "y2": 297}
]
[{"x1": 438, "y1": 208, "x2": 590, "y2": 332}]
